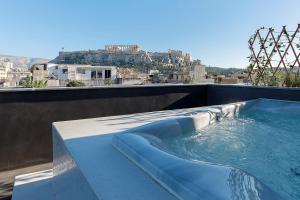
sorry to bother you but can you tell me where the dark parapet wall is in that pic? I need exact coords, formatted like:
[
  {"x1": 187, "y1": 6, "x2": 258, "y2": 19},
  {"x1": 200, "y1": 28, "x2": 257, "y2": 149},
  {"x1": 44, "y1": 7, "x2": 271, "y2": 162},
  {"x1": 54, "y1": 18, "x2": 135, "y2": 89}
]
[
  {"x1": 207, "y1": 84, "x2": 300, "y2": 105},
  {"x1": 2, "y1": 84, "x2": 300, "y2": 173},
  {"x1": 0, "y1": 85, "x2": 207, "y2": 172}
]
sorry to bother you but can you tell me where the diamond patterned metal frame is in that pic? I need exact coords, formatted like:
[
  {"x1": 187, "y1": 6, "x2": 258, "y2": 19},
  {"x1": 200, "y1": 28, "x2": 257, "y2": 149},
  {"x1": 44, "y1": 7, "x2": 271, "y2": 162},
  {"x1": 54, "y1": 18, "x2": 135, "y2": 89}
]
[{"x1": 248, "y1": 24, "x2": 300, "y2": 85}]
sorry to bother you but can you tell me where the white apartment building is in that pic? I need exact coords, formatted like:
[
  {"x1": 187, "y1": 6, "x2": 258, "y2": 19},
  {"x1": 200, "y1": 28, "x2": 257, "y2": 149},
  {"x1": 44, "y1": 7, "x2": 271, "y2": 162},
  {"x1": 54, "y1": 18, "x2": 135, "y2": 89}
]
[
  {"x1": 48, "y1": 64, "x2": 117, "y2": 81},
  {"x1": 0, "y1": 60, "x2": 13, "y2": 81}
]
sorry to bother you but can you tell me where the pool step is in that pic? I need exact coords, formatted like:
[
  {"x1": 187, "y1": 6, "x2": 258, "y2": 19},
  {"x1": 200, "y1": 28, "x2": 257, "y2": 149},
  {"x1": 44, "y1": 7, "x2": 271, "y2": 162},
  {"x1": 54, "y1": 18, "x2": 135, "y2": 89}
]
[{"x1": 12, "y1": 170, "x2": 54, "y2": 200}]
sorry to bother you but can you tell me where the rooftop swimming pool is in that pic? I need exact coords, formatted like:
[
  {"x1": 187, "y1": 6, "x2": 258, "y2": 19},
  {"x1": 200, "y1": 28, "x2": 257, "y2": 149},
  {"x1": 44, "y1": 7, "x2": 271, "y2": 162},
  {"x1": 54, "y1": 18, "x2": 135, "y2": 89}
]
[
  {"x1": 163, "y1": 100, "x2": 300, "y2": 200},
  {"x1": 113, "y1": 99, "x2": 300, "y2": 200}
]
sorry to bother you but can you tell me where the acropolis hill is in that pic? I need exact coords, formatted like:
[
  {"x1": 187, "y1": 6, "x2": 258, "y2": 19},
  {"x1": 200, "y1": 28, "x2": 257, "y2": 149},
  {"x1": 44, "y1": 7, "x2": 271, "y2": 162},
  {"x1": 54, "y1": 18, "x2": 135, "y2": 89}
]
[{"x1": 50, "y1": 45, "x2": 202, "y2": 72}]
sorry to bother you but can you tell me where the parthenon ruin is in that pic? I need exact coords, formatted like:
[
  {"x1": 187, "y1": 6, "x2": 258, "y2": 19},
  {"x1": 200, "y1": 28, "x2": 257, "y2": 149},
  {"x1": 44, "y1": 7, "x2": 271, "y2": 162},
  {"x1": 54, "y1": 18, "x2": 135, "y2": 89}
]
[{"x1": 105, "y1": 45, "x2": 140, "y2": 53}]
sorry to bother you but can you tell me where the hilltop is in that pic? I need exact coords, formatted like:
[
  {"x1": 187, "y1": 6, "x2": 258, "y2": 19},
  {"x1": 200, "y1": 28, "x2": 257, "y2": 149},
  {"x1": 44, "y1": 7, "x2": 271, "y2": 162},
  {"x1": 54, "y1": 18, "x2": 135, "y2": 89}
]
[
  {"x1": 205, "y1": 66, "x2": 245, "y2": 76},
  {"x1": 50, "y1": 45, "x2": 196, "y2": 73},
  {"x1": 0, "y1": 54, "x2": 50, "y2": 68}
]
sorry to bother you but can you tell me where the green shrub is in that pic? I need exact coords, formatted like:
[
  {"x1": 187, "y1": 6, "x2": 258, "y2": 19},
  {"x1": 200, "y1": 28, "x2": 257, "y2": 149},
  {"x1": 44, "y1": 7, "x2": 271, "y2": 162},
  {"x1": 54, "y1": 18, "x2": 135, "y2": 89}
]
[
  {"x1": 284, "y1": 73, "x2": 300, "y2": 87},
  {"x1": 66, "y1": 80, "x2": 85, "y2": 87},
  {"x1": 19, "y1": 76, "x2": 47, "y2": 88}
]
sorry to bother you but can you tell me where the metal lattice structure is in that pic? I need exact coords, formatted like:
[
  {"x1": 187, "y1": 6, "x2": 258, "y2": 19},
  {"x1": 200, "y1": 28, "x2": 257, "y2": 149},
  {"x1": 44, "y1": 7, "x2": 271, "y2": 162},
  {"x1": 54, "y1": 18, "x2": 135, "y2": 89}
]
[{"x1": 248, "y1": 24, "x2": 300, "y2": 86}]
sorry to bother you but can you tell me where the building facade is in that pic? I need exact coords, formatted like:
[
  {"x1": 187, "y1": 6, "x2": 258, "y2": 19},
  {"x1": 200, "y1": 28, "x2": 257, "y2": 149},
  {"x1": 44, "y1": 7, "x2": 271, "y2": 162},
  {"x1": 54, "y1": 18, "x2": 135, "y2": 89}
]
[
  {"x1": 46, "y1": 64, "x2": 117, "y2": 86},
  {"x1": 6, "y1": 70, "x2": 31, "y2": 87},
  {"x1": 0, "y1": 60, "x2": 13, "y2": 81},
  {"x1": 190, "y1": 60, "x2": 206, "y2": 83},
  {"x1": 48, "y1": 64, "x2": 116, "y2": 80}
]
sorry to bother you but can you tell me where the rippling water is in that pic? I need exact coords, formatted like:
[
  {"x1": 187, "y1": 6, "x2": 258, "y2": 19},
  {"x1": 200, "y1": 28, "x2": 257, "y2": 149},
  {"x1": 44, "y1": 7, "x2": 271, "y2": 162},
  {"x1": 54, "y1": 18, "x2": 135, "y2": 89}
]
[{"x1": 163, "y1": 109, "x2": 300, "y2": 200}]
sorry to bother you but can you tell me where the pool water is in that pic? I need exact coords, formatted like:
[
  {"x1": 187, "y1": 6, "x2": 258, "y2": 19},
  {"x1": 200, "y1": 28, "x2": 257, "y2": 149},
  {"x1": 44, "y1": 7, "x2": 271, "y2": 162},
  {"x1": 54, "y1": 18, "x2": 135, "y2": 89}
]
[{"x1": 163, "y1": 107, "x2": 300, "y2": 200}]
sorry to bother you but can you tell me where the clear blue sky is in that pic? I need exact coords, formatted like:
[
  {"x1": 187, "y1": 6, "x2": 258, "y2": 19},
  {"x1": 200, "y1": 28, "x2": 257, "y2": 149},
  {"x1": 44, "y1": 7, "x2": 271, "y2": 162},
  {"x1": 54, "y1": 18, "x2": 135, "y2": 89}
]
[{"x1": 0, "y1": 0, "x2": 299, "y2": 68}]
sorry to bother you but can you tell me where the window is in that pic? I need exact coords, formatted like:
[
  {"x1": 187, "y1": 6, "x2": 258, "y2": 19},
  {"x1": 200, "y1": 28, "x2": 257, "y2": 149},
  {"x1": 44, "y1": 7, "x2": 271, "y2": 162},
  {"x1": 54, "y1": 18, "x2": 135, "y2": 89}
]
[
  {"x1": 62, "y1": 69, "x2": 68, "y2": 74},
  {"x1": 91, "y1": 70, "x2": 96, "y2": 79},
  {"x1": 77, "y1": 68, "x2": 86, "y2": 74},
  {"x1": 105, "y1": 70, "x2": 111, "y2": 78},
  {"x1": 97, "y1": 71, "x2": 103, "y2": 78}
]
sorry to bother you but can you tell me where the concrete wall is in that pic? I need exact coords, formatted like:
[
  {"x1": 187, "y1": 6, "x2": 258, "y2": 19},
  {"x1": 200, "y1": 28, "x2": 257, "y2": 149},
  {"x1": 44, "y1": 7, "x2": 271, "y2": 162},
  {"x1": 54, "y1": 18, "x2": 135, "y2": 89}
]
[{"x1": 0, "y1": 85, "x2": 207, "y2": 172}]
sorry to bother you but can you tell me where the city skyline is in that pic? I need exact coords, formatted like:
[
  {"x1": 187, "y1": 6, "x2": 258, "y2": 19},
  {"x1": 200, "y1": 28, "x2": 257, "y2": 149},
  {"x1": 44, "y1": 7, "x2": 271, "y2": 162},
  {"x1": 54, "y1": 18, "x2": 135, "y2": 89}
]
[{"x1": 0, "y1": 0, "x2": 300, "y2": 68}]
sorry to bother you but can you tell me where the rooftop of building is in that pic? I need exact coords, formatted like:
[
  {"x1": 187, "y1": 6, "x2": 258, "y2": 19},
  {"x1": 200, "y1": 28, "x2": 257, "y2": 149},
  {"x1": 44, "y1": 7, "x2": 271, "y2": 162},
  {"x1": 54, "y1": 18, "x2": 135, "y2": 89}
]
[{"x1": 1, "y1": 84, "x2": 300, "y2": 200}]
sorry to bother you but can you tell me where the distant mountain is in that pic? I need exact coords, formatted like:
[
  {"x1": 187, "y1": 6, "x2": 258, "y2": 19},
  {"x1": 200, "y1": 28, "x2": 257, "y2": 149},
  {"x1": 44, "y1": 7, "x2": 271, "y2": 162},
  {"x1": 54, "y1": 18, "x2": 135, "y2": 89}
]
[
  {"x1": 205, "y1": 66, "x2": 245, "y2": 76},
  {"x1": 0, "y1": 54, "x2": 50, "y2": 68}
]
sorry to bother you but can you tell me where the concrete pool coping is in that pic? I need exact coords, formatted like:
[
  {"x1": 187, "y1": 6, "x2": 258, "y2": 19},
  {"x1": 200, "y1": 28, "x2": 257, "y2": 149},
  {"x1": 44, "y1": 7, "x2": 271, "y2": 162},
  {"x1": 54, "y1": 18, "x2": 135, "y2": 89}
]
[
  {"x1": 52, "y1": 106, "x2": 232, "y2": 200},
  {"x1": 13, "y1": 106, "x2": 225, "y2": 200}
]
